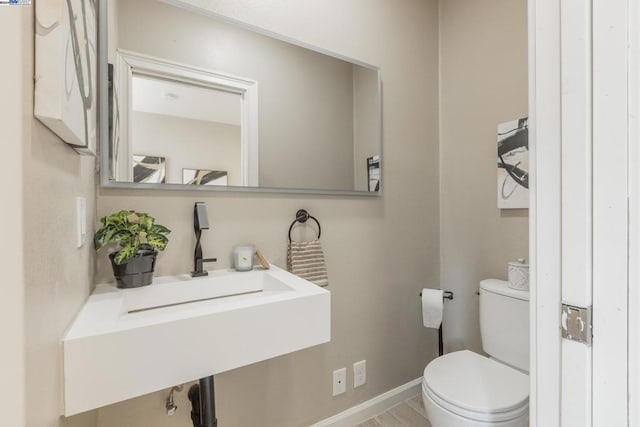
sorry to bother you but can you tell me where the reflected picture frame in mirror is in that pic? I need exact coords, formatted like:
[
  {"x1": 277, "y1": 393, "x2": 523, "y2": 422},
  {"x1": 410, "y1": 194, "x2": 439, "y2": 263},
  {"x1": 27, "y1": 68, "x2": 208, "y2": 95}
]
[{"x1": 99, "y1": 0, "x2": 383, "y2": 195}]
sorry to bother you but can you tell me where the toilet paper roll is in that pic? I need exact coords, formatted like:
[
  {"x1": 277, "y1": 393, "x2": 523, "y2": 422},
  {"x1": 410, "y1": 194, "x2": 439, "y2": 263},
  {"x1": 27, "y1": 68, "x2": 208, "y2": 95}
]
[{"x1": 422, "y1": 288, "x2": 444, "y2": 329}]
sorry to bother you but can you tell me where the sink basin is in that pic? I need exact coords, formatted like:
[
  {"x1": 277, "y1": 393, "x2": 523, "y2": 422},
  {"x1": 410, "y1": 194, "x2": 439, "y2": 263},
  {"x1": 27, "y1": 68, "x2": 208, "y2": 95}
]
[
  {"x1": 63, "y1": 266, "x2": 330, "y2": 415},
  {"x1": 123, "y1": 267, "x2": 295, "y2": 313}
]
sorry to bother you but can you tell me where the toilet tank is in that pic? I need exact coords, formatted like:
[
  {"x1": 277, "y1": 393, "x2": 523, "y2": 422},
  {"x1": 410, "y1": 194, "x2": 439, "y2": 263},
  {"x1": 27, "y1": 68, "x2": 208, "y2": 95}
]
[{"x1": 479, "y1": 279, "x2": 529, "y2": 372}]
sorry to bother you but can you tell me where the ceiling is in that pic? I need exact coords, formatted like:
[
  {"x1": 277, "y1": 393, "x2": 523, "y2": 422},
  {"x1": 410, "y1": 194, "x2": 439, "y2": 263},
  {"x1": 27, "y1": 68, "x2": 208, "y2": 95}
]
[{"x1": 131, "y1": 74, "x2": 242, "y2": 126}]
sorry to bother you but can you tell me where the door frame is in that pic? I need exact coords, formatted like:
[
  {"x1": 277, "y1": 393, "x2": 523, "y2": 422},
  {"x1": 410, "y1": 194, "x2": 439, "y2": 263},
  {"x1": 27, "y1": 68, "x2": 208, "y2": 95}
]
[
  {"x1": 529, "y1": 0, "x2": 632, "y2": 425},
  {"x1": 628, "y1": 0, "x2": 639, "y2": 424},
  {"x1": 528, "y1": 0, "x2": 562, "y2": 424}
]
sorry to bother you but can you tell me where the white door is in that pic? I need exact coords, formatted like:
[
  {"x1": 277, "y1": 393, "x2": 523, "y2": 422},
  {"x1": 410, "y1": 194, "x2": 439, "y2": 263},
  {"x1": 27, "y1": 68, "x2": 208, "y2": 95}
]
[
  {"x1": 529, "y1": 0, "x2": 632, "y2": 425},
  {"x1": 628, "y1": 1, "x2": 640, "y2": 425}
]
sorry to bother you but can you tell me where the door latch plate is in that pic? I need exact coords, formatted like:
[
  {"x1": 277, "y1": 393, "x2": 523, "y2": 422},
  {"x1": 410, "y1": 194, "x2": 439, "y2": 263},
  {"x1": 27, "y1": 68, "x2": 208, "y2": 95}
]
[{"x1": 561, "y1": 304, "x2": 592, "y2": 346}]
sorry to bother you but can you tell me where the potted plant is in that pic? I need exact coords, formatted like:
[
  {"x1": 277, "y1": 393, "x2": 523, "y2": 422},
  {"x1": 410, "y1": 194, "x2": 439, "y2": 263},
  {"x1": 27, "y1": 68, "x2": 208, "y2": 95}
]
[{"x1": 94, "y1": 210, "x2": 171, "y2": 288}]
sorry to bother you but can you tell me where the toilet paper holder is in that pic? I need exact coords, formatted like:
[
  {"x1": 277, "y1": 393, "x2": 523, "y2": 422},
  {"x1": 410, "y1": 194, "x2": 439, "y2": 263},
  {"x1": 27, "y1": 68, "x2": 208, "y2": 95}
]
[
  {"x1": 419, "y1": 290, "x2": 454, "y2": 300},
  {"x1": 419, "y1": 290, "x2": 454, "y2": 356}
]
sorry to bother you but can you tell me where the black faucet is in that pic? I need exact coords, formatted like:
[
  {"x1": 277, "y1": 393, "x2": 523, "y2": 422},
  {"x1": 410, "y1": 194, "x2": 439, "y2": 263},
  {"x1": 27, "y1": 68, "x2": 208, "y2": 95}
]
[{"x1": 192, "y1": 202, "x2": 217, "y2": 277}]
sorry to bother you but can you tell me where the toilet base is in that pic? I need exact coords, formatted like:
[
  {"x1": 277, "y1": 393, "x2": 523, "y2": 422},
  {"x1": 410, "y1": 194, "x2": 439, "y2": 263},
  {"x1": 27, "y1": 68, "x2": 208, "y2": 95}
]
[{"x1": 422, "y1": 389, "x2": 528, "y2": 427}]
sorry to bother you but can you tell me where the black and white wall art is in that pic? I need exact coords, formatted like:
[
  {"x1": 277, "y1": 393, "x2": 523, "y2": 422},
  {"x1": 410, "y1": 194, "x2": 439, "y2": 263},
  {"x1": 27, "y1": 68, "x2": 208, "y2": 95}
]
[
  {"x1": 367, "y1": 155, "x2": 381, "y2": 192},
  {"x1": 35, "y1": 0, "x2": 97, "y2": 155},
  {"x1": 182, "y1": 169, "x2": 229, "y2": 186},
  {"x1": 497, "y1": 117, "x2": 529, "y2": 209},
  {"x1": 133, "y1": 155, "x2": 166, "y2": 184}
]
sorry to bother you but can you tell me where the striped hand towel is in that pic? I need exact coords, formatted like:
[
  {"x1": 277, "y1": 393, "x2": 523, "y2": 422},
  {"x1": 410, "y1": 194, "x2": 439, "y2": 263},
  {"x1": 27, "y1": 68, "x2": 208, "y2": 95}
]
[{"x1": 287, "y1": 239, "x2": 329, "y2": 287}]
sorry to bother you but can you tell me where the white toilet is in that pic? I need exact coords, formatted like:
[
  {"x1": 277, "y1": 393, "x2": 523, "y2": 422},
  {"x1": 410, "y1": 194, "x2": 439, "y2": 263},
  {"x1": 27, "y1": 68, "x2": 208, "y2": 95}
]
[{"x1": 422, "y1": 279, "x2": 529, "y2": 427}]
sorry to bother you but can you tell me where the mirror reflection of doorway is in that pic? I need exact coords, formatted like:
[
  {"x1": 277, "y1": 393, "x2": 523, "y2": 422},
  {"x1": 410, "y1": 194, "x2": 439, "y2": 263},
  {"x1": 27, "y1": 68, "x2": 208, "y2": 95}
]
[{"x1": 130, "y1": 74, "x2": 242, "y2": 186}]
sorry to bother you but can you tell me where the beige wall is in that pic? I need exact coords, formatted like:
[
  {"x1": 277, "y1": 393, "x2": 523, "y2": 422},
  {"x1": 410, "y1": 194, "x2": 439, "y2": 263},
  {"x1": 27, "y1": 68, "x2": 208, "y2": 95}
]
[
  {"x1": 0, "y1": 7, "x2": 26, "y2": 427},
  {"x1": 95, "y1": 0, "x2": 440, "y2": 426},
  {"x1": 11, "y1": 4, "x2": 100, "y2": 427},
  {"x1": 439, "y1": 0, "x2": 529, "y2": 353}
]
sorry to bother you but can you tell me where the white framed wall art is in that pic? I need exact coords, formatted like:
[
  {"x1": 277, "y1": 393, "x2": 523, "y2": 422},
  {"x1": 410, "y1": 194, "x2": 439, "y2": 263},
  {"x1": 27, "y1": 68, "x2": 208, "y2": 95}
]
[
  {"x1": 497, "y1": 117, "x2": 529, "y2": 209},
  {"x1": 35, "y1": 0, "x2": 97, "y2": 155}
]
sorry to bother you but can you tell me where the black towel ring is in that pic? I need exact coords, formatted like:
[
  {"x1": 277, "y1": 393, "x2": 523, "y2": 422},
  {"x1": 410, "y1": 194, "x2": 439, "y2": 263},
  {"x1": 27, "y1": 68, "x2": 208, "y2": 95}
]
[{"x1": 288, "y1": 209, "x2": 321, "y2": 243}]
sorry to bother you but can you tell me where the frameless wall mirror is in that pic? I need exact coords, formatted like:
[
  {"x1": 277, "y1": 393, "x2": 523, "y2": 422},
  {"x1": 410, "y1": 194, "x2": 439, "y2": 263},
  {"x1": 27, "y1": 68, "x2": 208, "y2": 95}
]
[{"x1": 100, "y1": 0, "x2": 383, "y2": 195}]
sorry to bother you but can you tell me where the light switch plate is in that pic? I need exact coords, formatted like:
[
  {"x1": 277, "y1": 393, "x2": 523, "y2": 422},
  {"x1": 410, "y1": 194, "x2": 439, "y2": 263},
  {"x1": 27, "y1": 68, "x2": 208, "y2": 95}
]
[{"x1": 76, "y1": 197, "x2": 86, "y2": 248}]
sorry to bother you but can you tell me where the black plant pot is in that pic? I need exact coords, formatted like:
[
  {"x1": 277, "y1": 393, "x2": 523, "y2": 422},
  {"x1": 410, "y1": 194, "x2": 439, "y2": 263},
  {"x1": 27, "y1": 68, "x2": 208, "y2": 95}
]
[{"x1": 109, "y1": 249, "x2": 157, "y2": 289}]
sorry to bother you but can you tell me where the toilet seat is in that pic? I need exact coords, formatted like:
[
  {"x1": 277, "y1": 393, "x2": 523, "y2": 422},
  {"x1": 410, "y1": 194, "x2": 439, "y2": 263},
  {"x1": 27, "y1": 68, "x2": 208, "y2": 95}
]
[{"x1": 423, "y1": 350, "x2": 529, "y2": 423}]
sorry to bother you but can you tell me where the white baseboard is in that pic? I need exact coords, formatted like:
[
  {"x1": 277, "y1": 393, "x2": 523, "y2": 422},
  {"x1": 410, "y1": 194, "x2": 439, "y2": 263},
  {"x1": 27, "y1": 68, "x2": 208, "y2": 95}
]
[{"x1": 310, "y1": 378, "x2": 423, "y2": 427}]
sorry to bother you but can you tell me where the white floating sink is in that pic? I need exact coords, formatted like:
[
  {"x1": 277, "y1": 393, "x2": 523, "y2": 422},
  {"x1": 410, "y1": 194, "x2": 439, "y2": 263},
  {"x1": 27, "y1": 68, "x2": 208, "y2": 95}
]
[{"x1": 63, "y1": 266, "x2": 330, "y2": 416}]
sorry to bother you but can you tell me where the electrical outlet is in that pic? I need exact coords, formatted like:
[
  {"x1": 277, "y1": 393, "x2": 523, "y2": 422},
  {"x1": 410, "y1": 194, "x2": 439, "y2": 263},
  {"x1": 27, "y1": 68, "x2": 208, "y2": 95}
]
[
  {"x1": 353, "y1": 360, "x2": 366, "y2": 388},
  {"x1": 332, "y1": 368, "x2": 346, "y2": 396}
]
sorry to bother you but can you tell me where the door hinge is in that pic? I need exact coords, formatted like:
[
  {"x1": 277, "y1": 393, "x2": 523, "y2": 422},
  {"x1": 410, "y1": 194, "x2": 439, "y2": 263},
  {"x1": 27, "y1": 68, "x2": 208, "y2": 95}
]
[{"x1": 561, "y1": 304, "x2": 592, "y2": 346}]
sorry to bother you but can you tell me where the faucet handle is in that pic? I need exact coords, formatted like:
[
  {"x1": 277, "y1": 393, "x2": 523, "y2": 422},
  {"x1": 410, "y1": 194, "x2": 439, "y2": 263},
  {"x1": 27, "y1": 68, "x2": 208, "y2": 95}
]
[
  {"x1": 194, "y1": 202, "x2": 209, "y2": 231},
  {"x1": 203, "y1": 258, "x2": 217, "y2": 263}
]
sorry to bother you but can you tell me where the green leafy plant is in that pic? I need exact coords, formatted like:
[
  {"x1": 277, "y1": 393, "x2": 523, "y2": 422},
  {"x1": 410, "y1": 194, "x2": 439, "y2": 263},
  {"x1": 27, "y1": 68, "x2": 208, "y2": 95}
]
[{"x1": 94, "y1": 210, "x2": 171, "y2": 265}]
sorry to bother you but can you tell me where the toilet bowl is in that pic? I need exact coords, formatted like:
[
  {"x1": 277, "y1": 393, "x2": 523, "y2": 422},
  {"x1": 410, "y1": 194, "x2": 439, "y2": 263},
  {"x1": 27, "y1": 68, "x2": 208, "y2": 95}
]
[
  {"x1": 421, "y1": 279, "x2": 530, "y2": 427},
  {"x1": 422, "y1": 350, "x2": 529, "y2": 427}
]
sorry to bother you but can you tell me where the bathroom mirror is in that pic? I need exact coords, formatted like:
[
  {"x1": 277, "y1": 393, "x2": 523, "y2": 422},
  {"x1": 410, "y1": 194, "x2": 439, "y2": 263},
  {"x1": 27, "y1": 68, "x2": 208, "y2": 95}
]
[{"x1": 100, "y1": 0, "x2": 382, "y2": 195}]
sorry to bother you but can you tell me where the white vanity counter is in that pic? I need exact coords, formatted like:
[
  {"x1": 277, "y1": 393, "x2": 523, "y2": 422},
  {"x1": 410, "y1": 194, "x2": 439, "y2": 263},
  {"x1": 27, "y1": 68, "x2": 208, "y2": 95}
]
[{"x1": 63, "y1": 265, "x2": 330, "y2": 415}]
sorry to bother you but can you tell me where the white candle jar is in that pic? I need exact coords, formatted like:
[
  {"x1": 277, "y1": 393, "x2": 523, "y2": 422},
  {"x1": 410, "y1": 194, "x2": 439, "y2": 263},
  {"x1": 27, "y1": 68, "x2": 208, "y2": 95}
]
[{"x1": 233, "y1": 245, "x2": 255, "y2": 272}]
